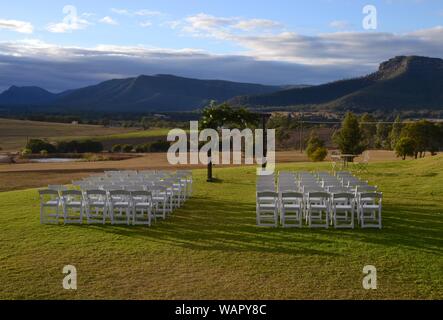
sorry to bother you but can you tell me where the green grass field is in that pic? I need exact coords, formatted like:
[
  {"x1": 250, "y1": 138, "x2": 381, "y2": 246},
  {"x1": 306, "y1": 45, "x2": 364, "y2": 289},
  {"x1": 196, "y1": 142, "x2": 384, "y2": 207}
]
[
  {"x1": 0, "y1": 118, "x2": 171, "y2": 151},
  {"x1": 0, "y1": 156, "x2": 442, "y2": 299},
  {"x1": 59, "y1": 128, "x2": 172, "y2": 142}
]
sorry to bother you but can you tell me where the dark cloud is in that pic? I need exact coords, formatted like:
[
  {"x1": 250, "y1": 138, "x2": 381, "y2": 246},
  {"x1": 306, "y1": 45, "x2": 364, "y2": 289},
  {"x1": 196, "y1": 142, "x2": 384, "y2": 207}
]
[{"x1": 0, "y1": 44, "x2": 374, "y2": 92}]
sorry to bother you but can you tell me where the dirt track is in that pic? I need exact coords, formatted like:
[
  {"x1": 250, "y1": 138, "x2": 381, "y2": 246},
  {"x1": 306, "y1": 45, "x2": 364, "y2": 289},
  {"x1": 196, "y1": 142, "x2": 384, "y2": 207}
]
[{"x1": 0, "y1": 150, "x2": 403, "y2": 192}]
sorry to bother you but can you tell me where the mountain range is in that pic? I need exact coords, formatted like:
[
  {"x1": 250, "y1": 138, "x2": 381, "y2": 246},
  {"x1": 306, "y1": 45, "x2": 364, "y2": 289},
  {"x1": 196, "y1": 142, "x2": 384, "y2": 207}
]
[
  {"x1": 0, "y1": 74, "x2": 281, "y2": 113},
  {"x1": 0, "y1": 55, "x2": 442, "y2": 113},
  {"x1": 231, "y1": 56, "x2": 443, "y2": 111}
]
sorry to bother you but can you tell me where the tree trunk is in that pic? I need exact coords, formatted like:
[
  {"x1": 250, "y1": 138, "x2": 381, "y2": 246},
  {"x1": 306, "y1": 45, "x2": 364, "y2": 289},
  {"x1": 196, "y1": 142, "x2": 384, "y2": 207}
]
[{"x1": 207, "y1": 149, "x2": 213, "y2": 182}]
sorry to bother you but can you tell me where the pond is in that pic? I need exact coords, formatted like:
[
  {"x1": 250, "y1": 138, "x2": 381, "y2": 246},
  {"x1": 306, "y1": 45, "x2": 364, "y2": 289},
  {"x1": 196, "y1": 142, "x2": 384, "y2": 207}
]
[{"x1": 29, "y1": 158, "x2": 82, "y2": 163}]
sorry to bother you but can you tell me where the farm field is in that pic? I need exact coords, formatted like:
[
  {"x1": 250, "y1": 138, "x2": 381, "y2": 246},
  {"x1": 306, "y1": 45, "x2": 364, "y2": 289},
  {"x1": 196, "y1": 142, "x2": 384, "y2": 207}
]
[
  {"x1": 0, "y1": 155, "x2": 441, "y2": 299},
  {"x1": 0, "y1": 118, "x2": 169, "y2": 151}
]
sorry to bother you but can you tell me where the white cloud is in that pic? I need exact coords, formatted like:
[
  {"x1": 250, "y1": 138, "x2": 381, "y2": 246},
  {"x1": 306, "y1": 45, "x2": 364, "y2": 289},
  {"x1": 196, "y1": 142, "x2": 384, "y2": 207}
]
[
  {"x1": 135, "y1": 9, "x2": 162, "y2": 17},
  {"x1": 233, "y1": 19, "x2": 281, "y2": 31},
  {"x1": 0, "y1": 19, "x2": 33, "y2": 34},
  {"x1": 329, "y1": 20, "x2": 351, "y2": 30},
  {"x1": 111, "y1": 8, "x2": 163, "y2": 17},
  {"x1": 100, "y1": 16, "x2": 118, "y2": 25},
  {"x1": 176, "y1": 13, "x2": 443, "y2": 65},
  {"x1": 111, "y1": 8, "x2": 130, "y2": 16},
  {"x1": 139, "y1": 21, "x2": 152, "y2": 28},
  {"x1": 178, "y1": 13, "x2": 283, "y2": 40}
]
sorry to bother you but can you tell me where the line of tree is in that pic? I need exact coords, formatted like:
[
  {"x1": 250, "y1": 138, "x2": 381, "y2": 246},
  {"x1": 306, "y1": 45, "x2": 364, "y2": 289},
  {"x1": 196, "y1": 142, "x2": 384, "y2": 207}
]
[
  {"x1": 111, "y1": 140, "x2": 171, "y2": 153},
  {"x1": 333, "y1": 112, "x2": 443, "y2": 160},
  {"x1": 24, "y1": 139, "x2": 103, "y2": 154}
]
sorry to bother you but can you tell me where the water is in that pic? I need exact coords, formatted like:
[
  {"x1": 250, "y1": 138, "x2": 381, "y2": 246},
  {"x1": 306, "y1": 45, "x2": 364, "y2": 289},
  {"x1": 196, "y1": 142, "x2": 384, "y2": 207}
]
[{"x1": 29, "y1": 158, "x2": 81, "y2": 163}]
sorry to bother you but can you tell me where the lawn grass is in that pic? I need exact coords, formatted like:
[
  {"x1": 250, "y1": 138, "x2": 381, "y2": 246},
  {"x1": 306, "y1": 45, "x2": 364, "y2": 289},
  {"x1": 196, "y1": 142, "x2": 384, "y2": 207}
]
[{"x1": 0, "y1": 156, "x2": 442, "y2": 299}]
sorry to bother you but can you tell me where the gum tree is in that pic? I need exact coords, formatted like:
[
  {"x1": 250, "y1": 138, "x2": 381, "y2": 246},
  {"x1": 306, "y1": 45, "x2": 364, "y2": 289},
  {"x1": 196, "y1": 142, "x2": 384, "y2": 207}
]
[{"x1": 199, "y1": 102, "x2": 259, "y2": 182}]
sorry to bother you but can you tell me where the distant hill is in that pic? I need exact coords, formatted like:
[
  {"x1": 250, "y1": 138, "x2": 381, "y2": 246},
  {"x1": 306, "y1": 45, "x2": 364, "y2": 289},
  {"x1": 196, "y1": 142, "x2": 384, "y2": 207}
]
[
  {"x1": 0, "y1": 86, "x2": 57, "y2": 105},
  {"x1": 231, "y1": 56, "x2": 443, "y2": 111},
  {"x1": 0, "y1": 75, "x2": 282, "y2": 113}
]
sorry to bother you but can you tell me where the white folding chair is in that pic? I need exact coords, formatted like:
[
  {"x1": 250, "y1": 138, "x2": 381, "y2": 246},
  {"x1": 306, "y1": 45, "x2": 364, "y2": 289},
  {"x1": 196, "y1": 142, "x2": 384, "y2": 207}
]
[
  {"x1": 131, "y1": 191, "x2": 154, "y2": 226},
  {"x1": 331, "y1": 192, "x2": 355, "y2": 229},
  {"x1": 85, "y1": 190, "x2": 107, "y2": 224},
  {"x1": 306, "y1": 192, "x2": 331, "y2": 228},
  {"x1": 358, "y1": 192, "x2": 382, "y2": 229},
  {"x1": 151, "y1": 185, "x2": 170, "y2": 219},
  {"x1": 39, "y1": 189, "x2": 60, "y2": 224},
  {"x1": 61, "y1": 190, "x2": 84, "y2": 224},
  {"x1": 256, "y1": 191, "x2": 279, "y2": 227},
  {"x1": 108, "y1": 190, "x2": 132, "y2": 225},
  {"x1": 280, "y1": 192, "x2": 303, "y2": 228}
]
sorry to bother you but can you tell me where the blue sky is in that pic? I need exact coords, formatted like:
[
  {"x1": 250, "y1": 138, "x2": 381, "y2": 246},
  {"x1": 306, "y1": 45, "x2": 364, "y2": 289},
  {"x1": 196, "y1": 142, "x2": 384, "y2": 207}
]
[{"x1": 0, "y1": 0, "x2": 442, "y2": 91}]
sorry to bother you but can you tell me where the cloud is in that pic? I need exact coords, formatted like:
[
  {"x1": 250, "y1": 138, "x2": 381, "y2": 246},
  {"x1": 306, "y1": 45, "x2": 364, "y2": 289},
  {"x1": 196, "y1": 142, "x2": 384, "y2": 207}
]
[
  {"x1": 329, "y1": 20, "x2": 351, "y2": 30},
  {"x1": 111, "y1": 8, "x2": 130, "y2": 16},
  {"x1": 177, "y1": 13, "x2": 282, "y2": 38},
  {"x1": 0, "y1": 19, "x2": 33, "y2": 34},
  {"x1": 0, "y1": 39, "x2": 372, "y2": 92},
  {"x1": 111, "y1": 8, "x2": 163, "y2": 17},
  {"x1": 233, "y1": 19, "x2": 281, "y2": 31},
  {"x1": 0, "y1": 24, "x2": 442, "y2": 92},
  {"x1": 135, "y1": 9, "x2": 162, "y2": 17},
  {"x1": 177, "y1": 14, "x2": 443, "y2": 65},
  {"x1": 139, "y1": 21, "x2": 152, "y2": 28},
  {"x1": 100, "y1": 16, "x2": 118, "y2": 25}
]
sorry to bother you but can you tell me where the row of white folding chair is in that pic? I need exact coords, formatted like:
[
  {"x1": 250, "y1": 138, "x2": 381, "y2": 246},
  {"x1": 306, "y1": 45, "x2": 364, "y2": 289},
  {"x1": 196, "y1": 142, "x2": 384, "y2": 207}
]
[
  {"x1": 76, "y1": 176, "x2": 188, "y2": 206},
  {"x1": 40, "y1": 189, "x2": 157, "y2": 226},
  {"x1": 257, "y1": 190, "x2": 382, "y2": 229}
]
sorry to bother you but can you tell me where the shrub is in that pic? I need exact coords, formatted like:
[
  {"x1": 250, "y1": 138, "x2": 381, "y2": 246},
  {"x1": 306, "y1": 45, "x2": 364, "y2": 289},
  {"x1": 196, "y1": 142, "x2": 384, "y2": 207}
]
[
  {"x1": 149, "y1": 140, "x2": 170, "y2": 153},
  {"x1": 310, "y1": 147, "x2": 328, "y2": 162},
  {"x1": 306, "y1": 133, "x2": 327, "y2": 162},
  {"x1": 25, "y1": 139, "x2": 56, "y2": 154},
  {"x1": 111, "y1": 144, "x2": 122, "y2": 153},
  {"x1": 40, "y1": 150, "x2": 49, "y2": 156},
  {"x1": 21, "y1": 148, "x2": 32, "y2": 156},
  {"x1": 134, "y1": 144, "x2": 149, "y2": 153},
  {"x1": 56, "y1": 140, "x2": 103, "y2": 153},
  {"x1": 122, "y1": 144, "x2": 134, "y2": 153}
]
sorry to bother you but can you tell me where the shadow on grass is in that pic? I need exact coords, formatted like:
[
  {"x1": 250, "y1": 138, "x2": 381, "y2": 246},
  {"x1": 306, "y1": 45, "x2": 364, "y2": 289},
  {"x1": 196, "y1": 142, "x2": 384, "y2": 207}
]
[
  {"x1": 72, "y1": 198, "x2": 339, "y2": 257},
  {"x1": 69, "y1": 193, "x2": 443, "y2": 257}
]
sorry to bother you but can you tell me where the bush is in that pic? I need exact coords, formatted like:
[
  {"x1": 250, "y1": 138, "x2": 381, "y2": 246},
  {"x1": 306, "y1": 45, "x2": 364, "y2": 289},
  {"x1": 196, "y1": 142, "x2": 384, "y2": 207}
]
[
  {"x1": 111, "y1": 144, "x2": 122, "y2": 153},
  {"x1": 26, "y1": 139, "x2": 56, "y2": 154},
  {"x1": 310, "y1": 147, "x2": 328, "y2": 162},
  {"x1": 306, "y1": 133, "x2": 327, "y2": 162},
  {"x1": 40, "y1": 150, "x2": 49, "y2": 156},
  {"x1": 134, "y1": 144, "x2": 149, "y2": 153},
  {"x1": 56, "y1": 140, "x2": 103, "y2": 153},
  {"x1": 122, "y1": 144, "x2": 134, "y2": 153},
  {"x1": 21, "y1": 148, "x2": 32, "y2": 156},
  {"x1": 149, "y1": 140, "x2": 170, "y2": 153}
]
